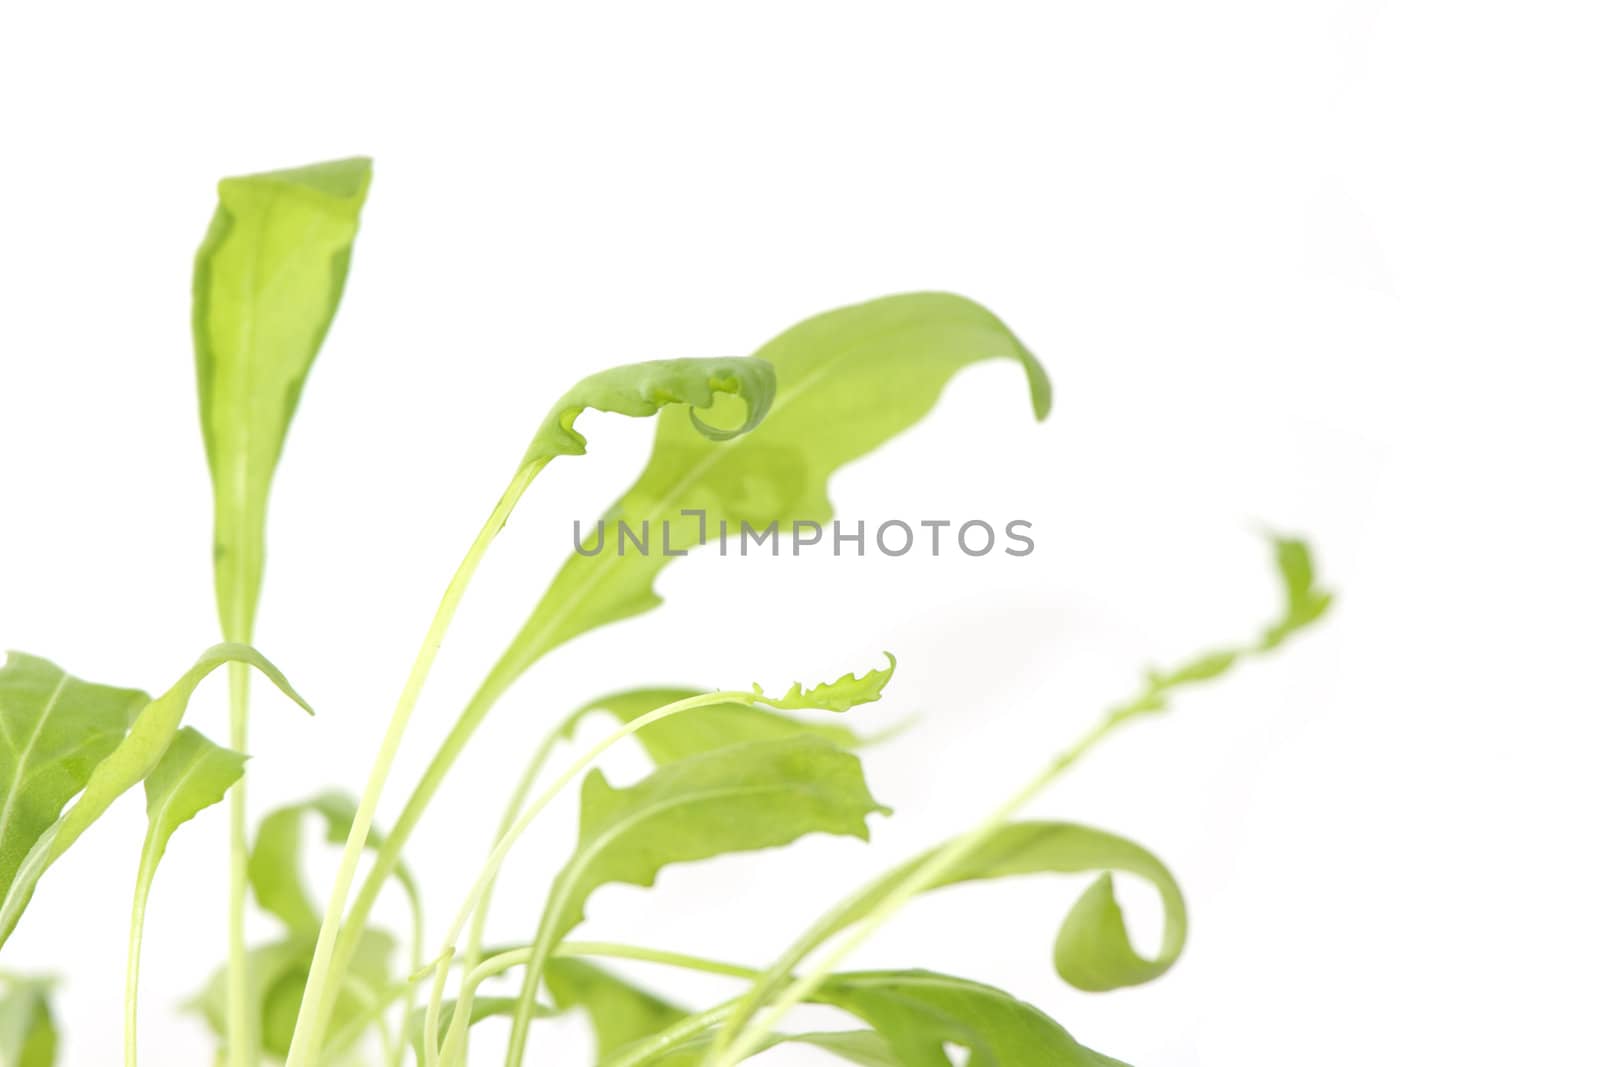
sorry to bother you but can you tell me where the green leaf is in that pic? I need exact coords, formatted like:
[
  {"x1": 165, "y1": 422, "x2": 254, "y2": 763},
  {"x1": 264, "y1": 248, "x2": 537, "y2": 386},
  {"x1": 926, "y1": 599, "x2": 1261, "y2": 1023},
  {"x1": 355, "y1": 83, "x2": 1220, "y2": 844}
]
[
  {"x1": 0, "y1": 645, "x2": 308, "y2": 948},
  {"x1": 249, "y1": 792, "x2": 420, "y2": 939},
  {"x1": 752, "y1": 654, "x2": 897, "y2": 713},
  {"x1": 127, "y1": 729, "x2": 246, "y2": 1062},
  {"x1": 0, "y1": 653, "x2": 147, "y2": 922},
  {"x1": 520, "y1": 357, "x2": 777, "y2": 469},
  {"x1": 814, "y1": 970, "x2": 1130, "y2": 1067},
  {"x1": 404, "y1": 998, "x2": 551, "y2": 1064},
  {"x1": 484, "y1": 291, "x2": 1050, "y2": 694},
  {"x1": 544, "y1": 959, "x2": 686, "y2": 1057},
  {"x1": 1110, "y1": 534, "x2": 1333, "y2": 722},
  {"x1": 193, "y1": 156, "x2": 372, "y2": 641},
  {"x1": 0, "y1": 975, "x2": 58, "y2": 1067},
  {"x1": 538, "y1": 736, "x2": 887, "y2": 956},
  {"x1": 563, "y1": 687, "x2": 867, "y2": 766},
  {"x1": 746, "y1": 821, "x2": 1184, "y2": 1004},
  {"x1": 189, "y1": 929, "x2": 395, "y2": 1061}
]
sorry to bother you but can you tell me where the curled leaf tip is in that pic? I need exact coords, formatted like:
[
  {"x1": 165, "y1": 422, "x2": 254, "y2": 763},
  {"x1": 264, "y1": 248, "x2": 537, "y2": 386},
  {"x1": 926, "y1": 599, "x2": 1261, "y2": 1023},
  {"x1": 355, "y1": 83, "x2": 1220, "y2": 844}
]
[{"x1": 753, "y1": 652, "x2": 897, "y2": 712}]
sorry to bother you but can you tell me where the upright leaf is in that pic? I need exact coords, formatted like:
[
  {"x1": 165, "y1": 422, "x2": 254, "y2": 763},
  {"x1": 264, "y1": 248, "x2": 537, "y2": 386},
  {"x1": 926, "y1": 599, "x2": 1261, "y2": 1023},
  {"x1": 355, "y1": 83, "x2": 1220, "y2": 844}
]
[
  {"x1": 193, "y1": 156, "x2": 372, "y2": 642},
  {"x1": 0, "y1": 645, "x2": 310, "y2": 947},
  {"x1": 127, "y1": 729, "x2": 247, "y2": 1064},
  {"x1": 483, "y1": 292, "x2": 1051, "y2": 695},
  {"x1": 0, "y1": 975, "x2": 58, "y2": 1067}
]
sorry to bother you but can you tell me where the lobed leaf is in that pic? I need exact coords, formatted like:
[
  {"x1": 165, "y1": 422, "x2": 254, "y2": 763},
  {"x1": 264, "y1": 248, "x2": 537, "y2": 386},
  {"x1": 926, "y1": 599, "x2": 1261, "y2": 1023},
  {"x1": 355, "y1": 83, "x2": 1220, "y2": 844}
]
[
  {"x1": 0, "y1": 645, "x2": 308, "y2": 948},
  {"x1": 521, "y1": 357, "x2": 777, "y2": 469},
  {"x1": 752, "y1": 654, "x2": 897, "y2": 713},
  {"x1": 535, "y1": 736, "x2": 888, "y2": 959},
  {"x1": 562, "y1": 688, "x2": 865, "y2": 766},
  {"x1": 814, "y1": 970, "x2": 1130, "y2": 1067},
  {"x1": 193, "y1": 157, "x2": 372, "y2": 642},
  {"x1": 479, "y1": 292, "x2": 1051, "y2": 700}
]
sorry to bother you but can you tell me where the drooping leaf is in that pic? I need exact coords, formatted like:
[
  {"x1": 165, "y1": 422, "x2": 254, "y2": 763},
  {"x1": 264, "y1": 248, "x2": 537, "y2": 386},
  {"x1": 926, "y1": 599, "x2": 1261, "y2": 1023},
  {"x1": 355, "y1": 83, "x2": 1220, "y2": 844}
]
[
  {"x1": 127, "y1": 729, "x2": 246, "y2": 1062},
  {"x1": 562, "y1": 688, "x2": 865, "y2": 767},
  {"x1": 404, "y1": 998, "x2": 552, "y2": 1064},
  {"x1": 814, "y1": 970, "x2": 1130, "y2": 1067},
  {"x1": 752, "y1": 654, "x2": 897, "y2": 713},
  {"x1": 193, "y1": 156, "x2": 372, "y2": 642},
  {"x1": 733, "y1": 818, "x2": 1184, "y2": 1030},
  {"x1": 0, "y1": 653, "x2": 146, "y2": 916},
  {"x1": 248, "y1": 792, "x2": 420, "y2": 938},
  {"x1": 519, "y1": 357, "x2": 777, "y2": 470},
  {"x1": 188, "y1": 928, "x2": 395, "y2": 1061},
  {"x1": 479, "y1": 291, "x2": 1051, "y2": 700},
  {"x1": 0, "y1": 644, "x2": 308, "y2": 948},
  {"x1": 0, "y1": 975, "x2": 58, "y2": 1066},
  {"x1": 535, "y1": 736, "x2": 887, "y2": 959}
]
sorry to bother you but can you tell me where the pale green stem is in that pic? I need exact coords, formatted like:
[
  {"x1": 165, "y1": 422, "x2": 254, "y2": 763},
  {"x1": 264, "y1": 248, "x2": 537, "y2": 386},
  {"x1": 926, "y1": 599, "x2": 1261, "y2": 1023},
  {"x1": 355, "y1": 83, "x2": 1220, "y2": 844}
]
[
  {"x1": 708, "y1": 715, "x2": 1121, "y2": 1066},
  {"x1": 124, "y1": 838, "x2": 159, "y2": 1067},
  {"x1": 461, "y1": 721, "x2": 567, "y2": 976},
  {"x1": 225, "y1": 660, "x2": 254, "y2": 1067},
  {"x1": 282, "y1": 460, "x2": 543, "y2": 1067},
  {"x1": 423, "y1": 691, "x2": 755, "y2": 1065}
]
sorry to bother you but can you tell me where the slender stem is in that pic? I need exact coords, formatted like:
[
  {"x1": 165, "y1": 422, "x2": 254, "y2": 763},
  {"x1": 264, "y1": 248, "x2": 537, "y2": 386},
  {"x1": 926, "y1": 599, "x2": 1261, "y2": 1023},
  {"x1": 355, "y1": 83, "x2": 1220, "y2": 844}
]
[
  {"x1": 709, "y1": 715, "x2": 1120, "y2": 1066},
  {"x1": 462, "y1": 721, "x2": 567, "y2": 975},
  {"x1": 225, "y1": 660, "x2": 254, "y2": 1067},
  {"x1": 124, "y1": 841, "x2": 159, "y2": 1067},
  {"x1": 282, "y1": 461, "x2": 543, "y2": 1067},
  {"x1": 423, "y1": 692, "x2": 753, "y2": 1065}
]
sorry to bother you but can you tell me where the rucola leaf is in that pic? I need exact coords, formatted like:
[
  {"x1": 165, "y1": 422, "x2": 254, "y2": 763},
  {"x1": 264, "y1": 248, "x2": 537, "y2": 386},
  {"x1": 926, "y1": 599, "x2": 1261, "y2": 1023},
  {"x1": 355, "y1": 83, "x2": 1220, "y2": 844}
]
[
  {"x1": 482, "y1": 291, "x2": 1051, "y2": 699},
  {"x1": 562, "y1": 688, "x2": 865, "y2": 767},
  {"x1": 0, "y1": 645, "x2": 308, "y2": 948},
  {"x1": 249, "y1": 792, "x2": 420, "y2": 938},
  {"x1": 127, "y1": 729, "x2": 247, "y2": 1062},
  {"x1": 752, "y1": 654, "x2": 897, "y2": 713},
  {"x1": 537, "y1": 736, "x2": 888, "y2": 961},
  {"x1": 544, "y1": 959, "x2": 685, "y2": 1057},
  {"x1": 193, "y1": 157, "x2": 372, "y2": 642},
  {"x1": 0, "y1": 975, "x2": 58, "y2": 1066},
  {"x1": 814, "y1": 970, "x2": 1130, "y2": 1067},
  {"x1": 0, "y1": 653, "x2": 146, "y2": 910}
]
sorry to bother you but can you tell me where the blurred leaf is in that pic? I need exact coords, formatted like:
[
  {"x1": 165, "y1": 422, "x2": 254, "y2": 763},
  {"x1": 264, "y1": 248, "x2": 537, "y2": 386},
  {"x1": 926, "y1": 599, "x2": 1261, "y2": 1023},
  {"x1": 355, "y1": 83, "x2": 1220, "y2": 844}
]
[
  {"x1": 249, "y1": 792, "x2": 420, "y2": 938},
  {"x1": 545, "y1": 959, "x2": 686, "y2": 1056},
  {"x1": 0, "y1": 975, "x2": 58, "y2": 1066}
]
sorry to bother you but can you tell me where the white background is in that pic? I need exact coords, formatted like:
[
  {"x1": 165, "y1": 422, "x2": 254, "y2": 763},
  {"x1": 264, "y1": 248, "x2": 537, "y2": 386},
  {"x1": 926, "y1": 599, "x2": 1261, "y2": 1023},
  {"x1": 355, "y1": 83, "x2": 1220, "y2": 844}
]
[{"x1": 2, "y1": 3, "x2": 1597, "y2": 1064}]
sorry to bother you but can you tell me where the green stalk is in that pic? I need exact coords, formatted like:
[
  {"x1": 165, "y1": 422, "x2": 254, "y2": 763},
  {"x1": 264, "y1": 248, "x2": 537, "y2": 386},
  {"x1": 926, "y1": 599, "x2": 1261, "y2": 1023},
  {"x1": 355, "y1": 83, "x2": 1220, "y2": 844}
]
[
  {"x1": 282, "y1": 461, "x2": 543, "y2": 1067},
  {"x1": 124, "y1": 835, "x2": 159, "y2": 1067},
  {"x1": 707, "y1": 715, "x2": 1120, "y2": 1066},
  {"x1": 225, "y1": 661, "x2": 254, "y2": 1067},
  {"x1": 423, "y1": 692, "x2": 755, "y2": 1064}
]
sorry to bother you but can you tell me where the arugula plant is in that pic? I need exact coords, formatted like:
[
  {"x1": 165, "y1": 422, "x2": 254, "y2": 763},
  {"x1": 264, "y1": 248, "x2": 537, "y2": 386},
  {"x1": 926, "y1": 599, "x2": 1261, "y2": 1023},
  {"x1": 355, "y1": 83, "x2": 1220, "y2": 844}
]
[{"x1": 0, "y1": 157, "x2": 1331, "y2": 1067}]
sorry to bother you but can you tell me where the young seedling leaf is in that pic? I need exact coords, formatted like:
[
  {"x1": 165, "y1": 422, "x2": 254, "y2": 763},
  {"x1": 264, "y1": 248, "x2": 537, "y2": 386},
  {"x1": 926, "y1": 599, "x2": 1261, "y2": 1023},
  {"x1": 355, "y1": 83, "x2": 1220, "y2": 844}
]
[
  {"x1": 249, "y1": 792, "x2": 421, "y2": 939},
  {"x1": 521, "y1": 357, "x2": 777, "y2": 469},
  {"x1": 0, "y1": 645, "x2": 308, "y2": 948},
  {"x1": 193, "y1": 157, "x2": 372, "y2": 642},
  {"x1": 0, "y1": 975, "x2": 58, "y2": 1067},
  {"x1": 752, "y1": 654, "x2": 897, "y2": 713},
  {"x1": 545, "y1": 959, "x2": 686, "y2": 1057},
  {"x1": 564, "y1": 688, "x2": 865, "y2": 765},
  {"x1": 127, "y1": 729, "x2": 247, "y2": 1064},
  {"x1": 484, "y1": 291, "x2": 1050, "y2": 697},
  {"x1": 813, "y1": 970, "x2": 1131, "y2": 1067}
]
